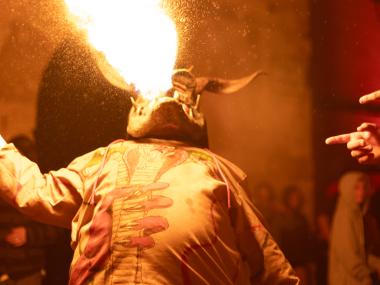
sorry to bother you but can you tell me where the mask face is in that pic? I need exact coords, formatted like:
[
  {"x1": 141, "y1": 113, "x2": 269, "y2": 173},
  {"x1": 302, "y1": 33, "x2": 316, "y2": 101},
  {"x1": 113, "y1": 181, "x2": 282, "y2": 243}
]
[
  {"x1": 126, "y1": 86, "x2": 206, "y2": 144},
  {"x1": 94, "y1": 52, "x2": 261, "y2": 145},
  {"x1": 127, "y1": 69, "x2": 261, "y2": 145}
]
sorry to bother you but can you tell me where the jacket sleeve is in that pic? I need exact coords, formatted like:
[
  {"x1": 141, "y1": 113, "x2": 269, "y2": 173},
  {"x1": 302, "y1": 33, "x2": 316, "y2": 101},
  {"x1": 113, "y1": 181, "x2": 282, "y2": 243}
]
[
  {"x1": 211, "y1": 154, "x2": 299, "y2": 285},
  {"x1": 231, "y1": 195, "x2": 300, "y2": 285},
  {"x1": 332, "y1": 211, "x2": 372, "y2": 284},
  {"x1": 0, "y1": 143, "x2": 85, "y2": 228}
]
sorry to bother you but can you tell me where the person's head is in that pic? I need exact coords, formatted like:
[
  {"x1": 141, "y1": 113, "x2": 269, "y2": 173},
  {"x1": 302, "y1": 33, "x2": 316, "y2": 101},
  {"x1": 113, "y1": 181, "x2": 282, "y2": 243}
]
[
  {"x1": 96, "y1": 54, "x2": 261, "y2": 147},
  {"x1": 125, "y1": 70, "x2": 261, "y2": 147},
  {"x1": 282, "y1": 185, "x2": 304, "y2": 211},
  {"x1": 338, "y1": 171, "x2": 370, "y2": 208},
  {"x1": 354, "y1": 179, "x2": 369, "y2": 204},
  {"x1": 253, "y1": 182, "x2": 275, "y2": 206}
]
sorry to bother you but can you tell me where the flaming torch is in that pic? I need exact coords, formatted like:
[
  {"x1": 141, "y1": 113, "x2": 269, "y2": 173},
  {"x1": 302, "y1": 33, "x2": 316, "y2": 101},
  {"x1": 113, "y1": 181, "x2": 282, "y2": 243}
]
[{"x1": 65, "y1": 0, "x2": 178, "y2": 100}]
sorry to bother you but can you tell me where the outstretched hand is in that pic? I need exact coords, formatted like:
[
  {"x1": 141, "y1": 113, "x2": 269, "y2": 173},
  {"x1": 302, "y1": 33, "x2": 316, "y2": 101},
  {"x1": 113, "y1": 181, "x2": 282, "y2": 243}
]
[
  {"x1": 325, "y1": 123, "x2": 380, "y2": 164},
  {"x1": 359, "y1": 90, "x2": 380, "y2": 104}
]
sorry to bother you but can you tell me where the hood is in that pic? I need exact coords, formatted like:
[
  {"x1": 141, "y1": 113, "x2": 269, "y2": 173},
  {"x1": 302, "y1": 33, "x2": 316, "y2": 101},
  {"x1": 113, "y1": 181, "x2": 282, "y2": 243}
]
[{"x1": 337, "y1": 171, "x2": 370, "y2": 211}]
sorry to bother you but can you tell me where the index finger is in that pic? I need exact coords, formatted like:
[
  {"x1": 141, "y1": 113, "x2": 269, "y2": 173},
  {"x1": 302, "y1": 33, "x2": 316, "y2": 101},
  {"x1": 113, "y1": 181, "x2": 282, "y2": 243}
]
[
  {"x1": 359, "y1": 90, "x2": 380, "y2": 104},
  {"x1": 325, "y1": 134, "x2": 351, "y2": 145}
]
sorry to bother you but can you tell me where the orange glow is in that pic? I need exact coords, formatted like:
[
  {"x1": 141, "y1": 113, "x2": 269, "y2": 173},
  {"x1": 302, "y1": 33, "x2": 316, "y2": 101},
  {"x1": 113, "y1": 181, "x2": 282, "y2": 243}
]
[{"x1": 65, "y1": 0, "x2": 178, "y2": 100}]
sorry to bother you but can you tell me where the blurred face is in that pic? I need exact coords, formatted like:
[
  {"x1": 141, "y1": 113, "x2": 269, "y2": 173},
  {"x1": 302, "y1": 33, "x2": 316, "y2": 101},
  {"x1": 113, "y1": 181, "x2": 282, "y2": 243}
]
[
  {"x1": 354, "y1": 180, "x2": 369, "y2": 205},
  {"x1": 257, "y1": 187, "x2": 271, "y2": 204}
]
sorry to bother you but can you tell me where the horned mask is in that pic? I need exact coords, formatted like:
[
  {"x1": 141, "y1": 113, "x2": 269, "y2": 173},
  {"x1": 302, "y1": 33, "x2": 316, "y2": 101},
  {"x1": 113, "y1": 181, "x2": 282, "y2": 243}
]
[{"x1": 96, "y1": 53, "x2": 261, "y2": 146}]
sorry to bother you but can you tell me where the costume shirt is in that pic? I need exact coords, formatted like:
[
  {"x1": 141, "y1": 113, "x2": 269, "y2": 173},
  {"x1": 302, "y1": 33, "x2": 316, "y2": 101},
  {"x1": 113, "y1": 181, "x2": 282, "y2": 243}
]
[{"x1": 0, "y1": 140, "x2": 298, "y2": 285}]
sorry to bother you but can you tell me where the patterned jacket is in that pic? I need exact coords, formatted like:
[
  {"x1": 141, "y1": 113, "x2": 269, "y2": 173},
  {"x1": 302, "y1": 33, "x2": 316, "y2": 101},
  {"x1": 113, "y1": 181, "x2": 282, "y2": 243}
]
[{"x1": 0, "y1": 139, "x2": 299, "y2": 285}]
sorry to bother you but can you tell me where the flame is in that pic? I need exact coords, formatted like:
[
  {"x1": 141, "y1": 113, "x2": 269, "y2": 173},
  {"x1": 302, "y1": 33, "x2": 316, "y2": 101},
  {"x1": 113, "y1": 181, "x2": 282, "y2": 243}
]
[{"x1": 65, "y1": 0, "x2": 178, "y2": 99}]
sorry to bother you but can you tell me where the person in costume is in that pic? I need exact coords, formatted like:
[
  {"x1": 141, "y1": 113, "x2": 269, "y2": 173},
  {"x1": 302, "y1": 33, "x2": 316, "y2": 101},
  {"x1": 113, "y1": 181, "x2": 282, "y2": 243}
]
[{"x1": 0, "y1": 68, "x2": 299, "y2": 284}]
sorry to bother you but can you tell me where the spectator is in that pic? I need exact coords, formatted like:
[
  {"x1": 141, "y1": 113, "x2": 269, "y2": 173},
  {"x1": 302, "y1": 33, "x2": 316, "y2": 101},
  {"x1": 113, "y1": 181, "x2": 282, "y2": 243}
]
[
  {"x1": 365, "y1": 189, "x2": 380, "y2": 280},
  {"x1": 329, "y1": 171, "x2": 380, "y2": 285},
  {"x1": 0, "y1": 135, "x2": 57, "y2": 285},
  {"x1": 315, "y1": 182, "x2": 339, "y2": 285},
  {"x1": 252, "y1": 183, "x2": 279, "y2": 233},
  {"x1": 276, "y1": 185, "x2": 314, "y2": 284}
]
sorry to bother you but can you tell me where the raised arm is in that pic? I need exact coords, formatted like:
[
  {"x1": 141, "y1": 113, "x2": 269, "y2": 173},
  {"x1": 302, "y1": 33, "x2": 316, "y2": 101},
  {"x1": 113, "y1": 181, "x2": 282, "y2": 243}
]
[{"x1": 0, "y1": 138, "x2": 84, "y2": 228}]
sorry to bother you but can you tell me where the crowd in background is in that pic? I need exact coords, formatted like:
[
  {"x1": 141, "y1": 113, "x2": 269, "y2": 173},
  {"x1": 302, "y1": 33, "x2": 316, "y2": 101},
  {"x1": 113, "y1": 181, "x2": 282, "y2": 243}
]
[
  {"x1": 253, "y1": 174, "x2": 380, "y2": 285},
  {"x1": 0, "y1": 135, "x2": 71, "y2": 285}
]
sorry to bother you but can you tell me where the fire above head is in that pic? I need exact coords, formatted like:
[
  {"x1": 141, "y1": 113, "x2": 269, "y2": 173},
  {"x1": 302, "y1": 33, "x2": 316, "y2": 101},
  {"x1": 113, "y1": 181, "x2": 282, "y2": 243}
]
[
  {"x1": 127, "y1": 69, "x2": 263, "y2": 146},
  {"x1": 65, "y1": 0, "x2": 263, "y2": 146},
  {"x1": 65, "y1": 0, "x2": 178, "y2": 100}
]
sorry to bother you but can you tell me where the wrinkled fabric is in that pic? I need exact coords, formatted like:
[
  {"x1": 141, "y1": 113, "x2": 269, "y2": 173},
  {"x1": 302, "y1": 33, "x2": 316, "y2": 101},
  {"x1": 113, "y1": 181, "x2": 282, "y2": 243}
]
[
  {"x1": 0, "y1": 140, "x2": 299, "y2": 285},
  {"x1": 329, "y1": 172, "x2": 380, "y2": 285}
]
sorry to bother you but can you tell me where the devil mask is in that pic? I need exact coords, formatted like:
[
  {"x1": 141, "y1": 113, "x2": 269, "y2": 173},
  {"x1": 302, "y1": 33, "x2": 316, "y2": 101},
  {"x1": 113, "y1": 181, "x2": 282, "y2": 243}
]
[{"x1": 96, "y1": 52, "x2": 261, "y2": 146}]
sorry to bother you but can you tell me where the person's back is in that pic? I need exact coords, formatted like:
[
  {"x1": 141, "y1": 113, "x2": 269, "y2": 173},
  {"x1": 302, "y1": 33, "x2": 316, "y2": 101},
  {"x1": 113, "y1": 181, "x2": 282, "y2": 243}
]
[
  {"x1": 69, "y1": 140, "x2": 255, "y2": 284},
  {"x1": 0, "y1": 139, "x2": 299, "y2": 284},
  {"x1": 35, "y1": 35, "x2": 131, "y2": 285}
]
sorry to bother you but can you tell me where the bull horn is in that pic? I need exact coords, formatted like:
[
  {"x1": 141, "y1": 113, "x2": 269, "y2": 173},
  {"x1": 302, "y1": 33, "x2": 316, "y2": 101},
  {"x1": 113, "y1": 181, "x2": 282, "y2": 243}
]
[
  {"x1": 195, "y1": 70, "x2": 264, "y2": 95},
  {"x1": 93, "y1": 50, "x2": 138, "y2": 98}
]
